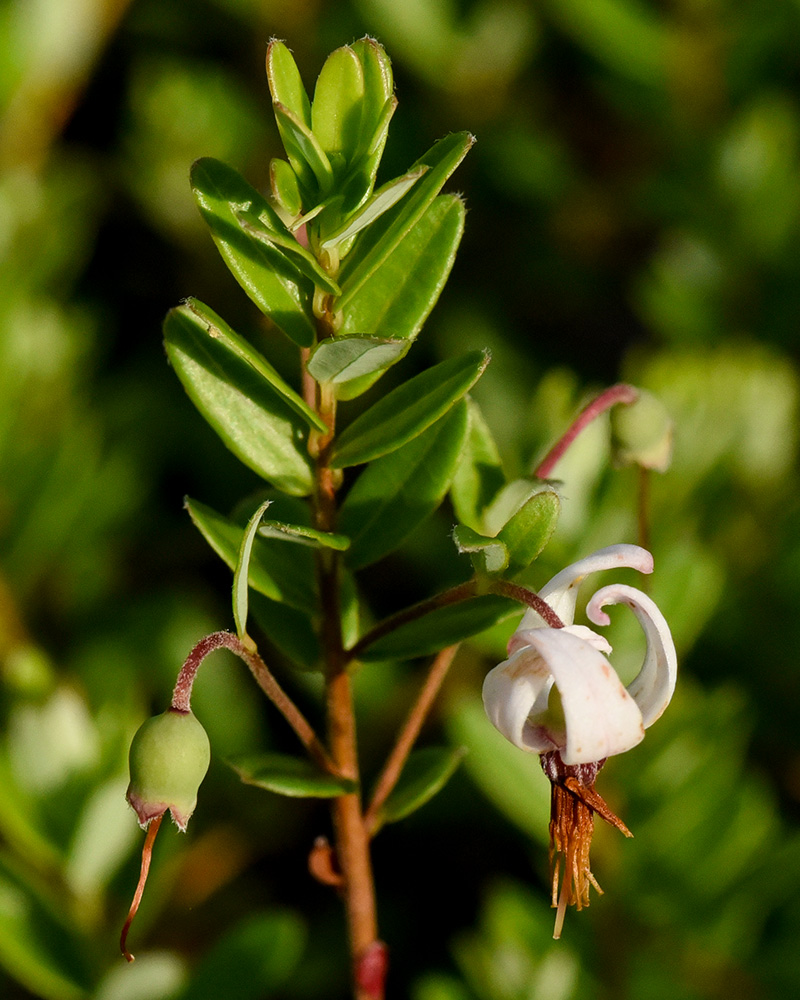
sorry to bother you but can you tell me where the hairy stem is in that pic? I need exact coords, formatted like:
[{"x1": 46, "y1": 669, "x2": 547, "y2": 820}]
[
  {"x1": 534, "y1": 383, "x2": 638, "y2": 480},
  {"x1": 489, "y1": 579, "x2": 565, "y2": 628},
  {"x1": 171, "y1": 631, "x2": 334, "y2": 773}
]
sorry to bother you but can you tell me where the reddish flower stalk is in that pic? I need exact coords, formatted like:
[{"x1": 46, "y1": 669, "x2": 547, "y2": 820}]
[
  {"x1": 120, "y1": 814, "x2": 163, "y2": 961},
  {"x1": 534, "y1": 383, "x2": 639, "y2": 480}
]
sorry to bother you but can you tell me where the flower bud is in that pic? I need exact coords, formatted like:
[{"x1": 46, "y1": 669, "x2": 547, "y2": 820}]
[
  {"x1": 126, "y1": 708, "x2": 210, "y2": 832},
  {"x1": 610, "y1": 389, "x2": 673, "y2": 472}
]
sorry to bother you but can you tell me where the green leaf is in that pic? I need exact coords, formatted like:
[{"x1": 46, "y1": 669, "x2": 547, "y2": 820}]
[
  {"x1": 266, "y1": 40, "x2": 311, "y2": 128},
  {"x1": 274, "y1": 101, "x2": 334, "y2": 193},
  {"x1": 321, "y1": 167, "x2": 427, "y2": 250},
  {"x1": 270, "y1": 158, "x2": 302, "y2": 217},
  {"x1": 258, "y1": 520, "x2": 350, "y2": 550},
  {"x1": 339, "y1": 193, "x2": 465, "y2": 340},
  {"x1": 186, "y1": 498, "x2": 316, "y2": 612},
  {"x1": 452, "y1": 524, "x2": 509, "y2": 575},
  {"x1": 450, "y1": 397, "x2": 506, "y2": 531},
  {"x1": 177, "y1": 298, "x2": 324, "y2": 431},
  {"x1": 249, "y1": 594, "x2": 321, "y2": 671},
  {"x1": 496, "y1": 488, "x2": 560, "y2": 577},
  {"x1": 235, "y1": 209, "x2": 340, "y2": 295},
  {"x1": 332, "y1": 350, "x2": 488, "y2": 469},
  {"x1": 190, "y1": 158, "x2": 316, "y2": 347},
  {"x1": 339, "y1": 401, "x2": 469, "y2": 569},
  {"x1": 307, "y1": 335, "x2": 410, "y2": 386},
  {"x1": 358, "y1": 594, "x2": 518, "y2": 661},
  {"x1": 229, "y1": 753, "x2": 357, "y2": 797},
  {"x1": 181, "y1": 910, "x2": 306, "y2": 1000},
  {"x1": 378, "y1": 746, "x2": 467, "y2": 827},
  {"x1": 351, "y1": 38, "x2": 394, "y2": 165},
  {"x1": 233, "y1": 500, "x2": 271, "y2": 645},
  {"x1": 337, "y1": 131, "x2": 474, "y2": 310},
  {"x1": 311, "y1": 46, "x2": 365, "y2": 167},
  {"x1": 164, "y1": 303, "x2": 315, "y2": 495}
]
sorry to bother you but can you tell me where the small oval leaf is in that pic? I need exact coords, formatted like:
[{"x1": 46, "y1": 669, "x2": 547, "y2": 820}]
[
  {"x1": 233, "y1": 500, "x2": 272, "y2": 645},
  {"x1": 307, "y1": 335, "x2": 410, "y2": 386},
  {"x1": 379, "y1": 746, "x2": 467, "y2": 826},
  {"x1": 165, "y1": 303, "x2": 314, "y2": 494},
  {"x1": 331, "y1": 350, "x2": 488, "y2": 469},
  {"x1": 191, "y1": 158, "x2": 316, "y2": 347},
  {"x1": 311, "y1": 45, "x2": 365, "y2": 166},
  {"x1": 357, "y1": 594, "x2": 518, "y2": 661},
  {"x1": 339, "y1": 401, "x2": 470, "y2": 569},
  {"x1": 229, "y1": 753, "x2": 357, "y2": 797}
]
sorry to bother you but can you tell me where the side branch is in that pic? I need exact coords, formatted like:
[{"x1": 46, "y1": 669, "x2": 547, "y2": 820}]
[
  {"x1": 364, "y1": 644, "x2": 460, "y2": 835},
  {"x1": 171, "y1": 631, "x2": 335, "y2": 774}
]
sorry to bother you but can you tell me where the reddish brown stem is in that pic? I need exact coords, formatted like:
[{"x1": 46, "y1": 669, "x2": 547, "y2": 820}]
[
  {"x1": 120, "y1": 814, "x2": 163, "y2": 962},
  {"x1": 489, "y1": 579, "x2": 565, "y2": 628},
  {"x1": 534, "y1": 383, "x2": 639, "y2": 480},
  {"x1": 171, "y1": 631, "x2": 335, "y2": 774},
  {"x1": 364, "y1": 645, "x2": 460, "y2": 835}
]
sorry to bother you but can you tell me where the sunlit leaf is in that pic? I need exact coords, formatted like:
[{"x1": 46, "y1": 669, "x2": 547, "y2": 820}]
[
  {"x1": 307, "y1": 335, "x2": 410, "y2": 386},
  {"x1": 269, "y1": 158, "x2": 302, "y2": 217},
  {"x1": 311, "y1": 45, "x2": 365, "y2": 168},
  {"x1": 496, "y1": 488, "x2": 560, "y2": 576},
  {"x1": 233, "y1": 500, "x2": 272, "y2": 644},
  {"x1": 337, "y1": 131, "x2": 474, "y2": 310},
  {"x1": 266, "y1": 40, "x2": 311, "y2": 127},
  {"x1": 235, "y1": 209, "x2": 340, "y2": 295},
  {"x1": 164, "y1": 303, "x2": 315, "y2": 494},
  {"x1": 332, "y1": 351, "x2": 488, "y2": 468},
  {"x1": 274, "y1": 101, "x2": 334, "y2": 193},
  {"x1": 339, "y1": 401, "x2": 470, "y2": 569},
  {"x1": 186, "y1": 498, "x2": 316, "y2": 612},
  {"x1": 321, "y1": 167, "x2": 427, "y2": 250},
  {"x1": 258, "y1": 520, "x2": 350, "y2": 550},
  {"x1": 378, "y1": 746, "x2": 467, "y2": 826},
  {"x1": 452, "y1": 525, "x2": 509, "y2": 575},
  {"x1": 229, "y1": 754, "x2": 357, "y2": 797},
  {"x1": 190, "y1": 158, "x2": 316, "y2": 347}
]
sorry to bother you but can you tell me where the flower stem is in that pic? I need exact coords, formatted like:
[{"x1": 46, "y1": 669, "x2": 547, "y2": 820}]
[
  {"x1": 534, "y1": 383, "x2": 638, "y2": 480},
  {"x1": 364, "y1": 645, "x2": 460, "y2": 835},
  {"x1": 488, "y1": 579, "x2": 565, "y2": 628},
  {"x1": 171, "y1": 631, "x2": 335, "y2": 774}
]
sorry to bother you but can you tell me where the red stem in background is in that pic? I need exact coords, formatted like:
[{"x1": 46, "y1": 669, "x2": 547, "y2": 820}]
[{"x1": 534, "y1": 383, "x2": 638, "y2": 480}]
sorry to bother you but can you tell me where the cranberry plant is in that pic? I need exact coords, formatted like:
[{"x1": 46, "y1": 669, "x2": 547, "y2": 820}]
[{"x1": 121, "y1": 40, "x2": 676, "y2": 1000}]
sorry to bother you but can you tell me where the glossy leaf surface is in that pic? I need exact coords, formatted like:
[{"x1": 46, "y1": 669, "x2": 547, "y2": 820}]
[
  {"x1": 378, "y1": 746, "x2": 467, "y2": 826},
  {"x1": 191, "y1": 158, "x2": 316, "y2": 347},
  {"x1": 164, "y1": 303, "x2": 315, "y2": 494},
  {"x1": 311, "y1": 46, "x2": 364, "y2": 167},
  {"x1": 229, "y1": 753, "x2": 357, "y2": 797},
  {"x1": 357, "y1": 594, "x2": 518, "y2": 661},
  {"x1": 336, "y1": 131, "x2": 474, "y2": 310},
  {"x1": 186, "y1": 498, "x2": 316, "y2": 612},
  {"x1": 307, "y1": 335, "x2": 410, "y2": 386},
  {"x1": 332, "y1": 350, "x2": 488, "y2": 468},
  {"x1": 339, "y1": 401, "x2": 469, "y2": 569},
  {"x1": 258, "y1": 519, "x2": 350, "y2": 550},
  {"x1": 266, "y1": 40, "x2": 311, "y2": 127}
]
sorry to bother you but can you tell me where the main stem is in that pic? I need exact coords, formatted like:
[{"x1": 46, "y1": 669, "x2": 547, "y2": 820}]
[{"x1": 309, "y1": 361, "x2": 381, "y2": 999}]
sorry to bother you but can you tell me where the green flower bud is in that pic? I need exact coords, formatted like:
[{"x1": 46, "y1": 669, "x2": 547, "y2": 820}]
[
  {"x1": 611, "y1": 390, "x2": 673, "y2": 472},
  {"x1": 126, "y1": 708, "x2": 210, "y2": 832}
]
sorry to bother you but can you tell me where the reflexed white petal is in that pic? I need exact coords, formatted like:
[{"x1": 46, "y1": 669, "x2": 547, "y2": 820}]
[
  {"x1": 519, "y1": 628, "x2": 645, "y2": 765},
  {"x1": 515, "y1": 544, "x2": 654, "y2": 632},
  {"x1": 586, "y1": 584, "x2": 677, "y2": 729},
  {"x1": 482, "y1": 647, "x2": 557, "y2": 754}
]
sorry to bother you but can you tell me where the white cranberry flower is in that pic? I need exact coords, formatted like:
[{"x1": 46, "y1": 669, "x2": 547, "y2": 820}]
[{"x1": 482, "y1": 544, "x2": 677, "y2": 937}]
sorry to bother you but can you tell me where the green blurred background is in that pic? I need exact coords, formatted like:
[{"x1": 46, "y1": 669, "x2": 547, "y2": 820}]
[{"x1": 2, "y1": 0, "x2": 800, "y2": 998}]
